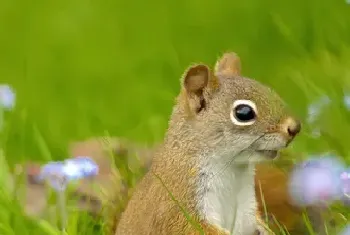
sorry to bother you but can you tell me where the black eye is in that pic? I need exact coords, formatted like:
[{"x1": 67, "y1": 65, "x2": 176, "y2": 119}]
[
  {"x1": 230, "y1": 100, "x2": 257, "y2": 126},
  {"x1": 234, "y1": 104, "x2": 256, "y2": 122}
]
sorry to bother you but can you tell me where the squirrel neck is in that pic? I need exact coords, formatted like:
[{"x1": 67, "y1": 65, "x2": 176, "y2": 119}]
[
  {"x1": 196, "y1": 151, "x2": 258, "y2": 234},
  {"x1": 152, "y1": 117, "x2": 258, "y2": 234}
]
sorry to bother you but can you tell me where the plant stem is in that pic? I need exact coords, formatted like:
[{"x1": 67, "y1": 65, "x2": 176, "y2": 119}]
[{"x1": 57, "y1": 190, "x2": 67, "y2": 233}]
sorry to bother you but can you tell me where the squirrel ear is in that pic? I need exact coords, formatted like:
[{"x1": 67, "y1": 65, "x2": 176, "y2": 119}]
[
  {"x1": 214, "y1": 52, "x2": 241, "y2": 77},
  {"x1": 181, "y1": 64, "x2": 212, "y2": 114},
  {"x1": 183, "y1": 64, "x2": 209, "y2": 96}
]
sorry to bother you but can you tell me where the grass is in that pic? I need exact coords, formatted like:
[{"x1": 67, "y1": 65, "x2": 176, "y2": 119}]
[{"x1": 1, "y1": 0, "x2": 350, "y2": 234}]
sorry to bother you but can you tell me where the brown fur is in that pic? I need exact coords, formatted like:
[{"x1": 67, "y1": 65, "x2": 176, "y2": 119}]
[{"x1": 112, "y1": 166, "x2": 230, "y2": 235}]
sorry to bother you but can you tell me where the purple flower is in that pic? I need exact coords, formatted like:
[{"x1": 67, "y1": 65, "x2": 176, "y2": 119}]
[
  {"x1": 0, "y1": 85, "x2": 15, "y2": 110},
  {"x1": 288, "y1": 156, "x2": 345, "y2": 207},
  {"x1": 37, "y1": 157, "x2": 99, "y2": 191}
]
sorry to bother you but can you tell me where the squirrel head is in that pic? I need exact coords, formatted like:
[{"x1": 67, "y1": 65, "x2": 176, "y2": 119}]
[{"x1": 168, "y1": 52, "x2": 301, "y2": 163}]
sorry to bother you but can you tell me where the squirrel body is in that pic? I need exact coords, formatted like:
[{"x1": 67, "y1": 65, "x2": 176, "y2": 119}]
[{"x1": 115, "y1": 52, "x2": 301, "y2": 235}]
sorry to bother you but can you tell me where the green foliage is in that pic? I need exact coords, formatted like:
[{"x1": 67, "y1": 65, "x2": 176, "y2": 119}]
[{"x1": 0, "y1": 0, "x2": 350, "y2": 234}]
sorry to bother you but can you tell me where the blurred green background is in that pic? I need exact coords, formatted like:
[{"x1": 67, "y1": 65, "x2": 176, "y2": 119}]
[
  {"x1": 1, "y1": 0, "x2": 350, "y2": 164},
  {"x1": 1, "y1": 0, "x2": 350, "y2": 234}
]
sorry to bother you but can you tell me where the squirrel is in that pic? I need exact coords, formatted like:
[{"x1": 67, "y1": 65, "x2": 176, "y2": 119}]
[{"x1": 114, "y1": 52, "x2": 301, "y2": 235}]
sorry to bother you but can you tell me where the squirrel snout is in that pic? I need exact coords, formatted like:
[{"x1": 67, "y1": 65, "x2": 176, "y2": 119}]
[{"x1": 282, "y1": 117, "x2": 301, "y2": 139}]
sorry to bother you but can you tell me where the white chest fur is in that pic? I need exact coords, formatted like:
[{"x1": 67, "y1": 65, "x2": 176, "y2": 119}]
[{"x1": 196, "y1": 153, "x2": 259, "y2": 235}]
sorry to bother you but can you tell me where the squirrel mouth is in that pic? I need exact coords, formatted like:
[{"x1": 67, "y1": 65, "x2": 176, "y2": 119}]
[{"x1": 256, "y1": 150, "x2": 278, "y2": 159}]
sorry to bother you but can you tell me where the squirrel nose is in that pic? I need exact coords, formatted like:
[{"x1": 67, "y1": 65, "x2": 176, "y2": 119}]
[{"x1": 283, "y1": 117, "x2": 301, "y2": 138}]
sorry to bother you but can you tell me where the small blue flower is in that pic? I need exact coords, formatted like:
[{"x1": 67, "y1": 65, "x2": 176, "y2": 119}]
[
  {"x1": 37, "y1": 157, "x2": 99, "y2": 191},
  {"x1": 288, "y1": 156, "x2": 345, "y2": 206},
  {"x1": 0, "y1": 85, "x2": 15, "y2": 110}
]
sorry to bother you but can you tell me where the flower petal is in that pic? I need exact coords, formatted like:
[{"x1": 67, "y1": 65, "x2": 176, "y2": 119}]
[
  {"x1": 37, "y1": 162, "x2": 65, "y2": 181},
  {"x1": 61, "y1": 161, "x2": 85, "y2": 180},
  {"x1": 64, "y1": 156, "x2": 99, "y2": 178}
]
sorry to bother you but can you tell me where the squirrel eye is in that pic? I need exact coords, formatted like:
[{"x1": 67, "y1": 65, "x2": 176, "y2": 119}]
[{"x1": 230, "y1": 100, "x2": 257, "y2": 126}]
